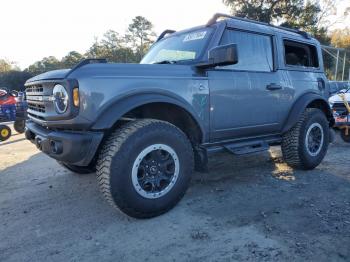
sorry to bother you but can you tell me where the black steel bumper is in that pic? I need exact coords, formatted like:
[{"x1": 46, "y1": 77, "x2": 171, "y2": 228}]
[{"x1": 25, "y1": 120, "x2": 104, "y2": 166}]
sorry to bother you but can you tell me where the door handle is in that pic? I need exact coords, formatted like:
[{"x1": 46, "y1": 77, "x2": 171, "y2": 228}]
[{"x1": 266, "y1": 83, "x2": 282, "y2": 90}]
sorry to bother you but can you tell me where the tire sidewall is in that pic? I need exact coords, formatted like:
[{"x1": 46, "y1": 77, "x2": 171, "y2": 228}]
[
  {"x1": 299, "y1": 110, "x2": 329, "y2": 169},
  {"x1": 0, "y1": 126, "x2": 11, "y2": 141},
  {"x1": 14, "y1": 120, "x2": 25, "y2": 134},
  {"x1": 109, "y1": 123, "x2": 193, "y2": 216}
]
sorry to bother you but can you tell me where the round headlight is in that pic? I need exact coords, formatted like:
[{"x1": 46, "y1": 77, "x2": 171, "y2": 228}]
[{"x1": 53, "y1": 84, "x2": 69, "y2": 114}]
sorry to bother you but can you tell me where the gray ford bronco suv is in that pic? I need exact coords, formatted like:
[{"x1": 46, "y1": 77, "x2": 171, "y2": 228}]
[{"x1": 25, "y1": 14, "x2": 333, "y2": 218}]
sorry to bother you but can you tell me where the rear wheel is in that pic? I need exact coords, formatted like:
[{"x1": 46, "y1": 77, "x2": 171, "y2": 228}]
[
  {"x1": 340, "y1": 129, "x2": 350, "y2": 143},
  {"x1": 281, "y1": 108, "x2": 329, "y2": 170},
  {"x1": 0, "y1": 125, "x2": 11, "y2": 141},
  {"x1": 96, "y1": 119, "x2": 194, "y2": 218}
]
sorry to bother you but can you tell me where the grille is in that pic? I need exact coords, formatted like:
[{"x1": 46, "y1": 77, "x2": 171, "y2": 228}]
[
  {"x1": 25, "y1": 83, "x2": 50, "y2": 120},
  {"x1": 332, "y1": 103, "x2": 349, "y2": 116},
  {"x1": 28, "y1": 102, "x2": 45, "y2": 113},
  {"x1": 26, "y1": 85, "x2": 43, "y2": 94}
]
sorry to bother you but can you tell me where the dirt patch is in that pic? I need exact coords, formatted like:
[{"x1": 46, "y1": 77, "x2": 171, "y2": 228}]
[{"x1": 0, "y1": 129, "x2": 349, "y2": 261}]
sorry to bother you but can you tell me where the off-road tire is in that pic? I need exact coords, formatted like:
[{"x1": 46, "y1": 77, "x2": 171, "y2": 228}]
[
  {"x1": 0, "y1": 125, "x2": 11, "y2": 141},
  {"x1": 281, "y1": 108, "x2": 329, "y2": 170},
  {"x1": 96, "y1": 119, "x2": 194, "y2": 218},
  {"x1": 14, "y1": 119, "x2": 25, "y2": 134},
  {"x1": 340, "y1": 129, "x2": 350, "y2": 143},
  {"x1": 58, "y1": 161, "x2": 95, "y2": 174}
]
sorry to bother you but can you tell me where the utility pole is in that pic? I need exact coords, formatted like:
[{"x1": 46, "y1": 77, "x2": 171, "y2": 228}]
[
  {"x1": 341, "y1": 52, "x2": 346, "y2": 81},
  {"x1": 335, "y1": 49, "x2": 339, "y2": 80}
]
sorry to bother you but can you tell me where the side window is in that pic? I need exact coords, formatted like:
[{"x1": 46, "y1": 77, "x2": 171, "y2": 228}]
[
  {"x1": 284, "y1": 40, "x2": 319, "y2": 68},
  {"x1": 220, "y1": 29, "x2": 273, "y2": 72}
]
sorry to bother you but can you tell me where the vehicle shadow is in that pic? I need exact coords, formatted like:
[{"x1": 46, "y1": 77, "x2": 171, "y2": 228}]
[{"x1": 0, "y1": 137, "x2": 26, "y2": 146}]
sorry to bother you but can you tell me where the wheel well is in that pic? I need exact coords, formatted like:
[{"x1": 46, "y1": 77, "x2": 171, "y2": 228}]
[
  {"x1": 307, "y1": 99, "x2": 333, "y2": 124},
  {"x1": 120, "y1": 102, "x2": 203, "y2": 145}
]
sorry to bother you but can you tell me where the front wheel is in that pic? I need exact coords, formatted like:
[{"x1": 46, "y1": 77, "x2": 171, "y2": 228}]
[
  {"x1": 281, "y1": 108, "x2": 329, "y2": 170},
  {"x1": 96, "y1": 119, "x2": 194, "y2": 218}
]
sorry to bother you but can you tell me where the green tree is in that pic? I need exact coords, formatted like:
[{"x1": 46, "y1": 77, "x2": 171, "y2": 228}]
[
  {"x1": 126, "y1": 16, "x2": 156, "y2": 60},
  {"x1": 222, "y1": 0, "x2": 342, "y2": 44},
  {"x1": 61, "y1": 51, "x2": 85, "y2": 68},
  {"x1": 85, "y1": 37, "x2": 107, "y2": 59},
  {"x1": 86, "y1": 33, "x2": 138, "y2": 63},
  {"x1": 0, "y1": 71, "x2": 33, "y2": 91},
  {"x1": 100, "y1": 30, "x2": 138, "y2": 62},
  {"x1": 27, "y1": 56, "x2": 62, "y2": 75},
  {"x1": 222, "y1": 0, "x2": 311, "y2": 23}
]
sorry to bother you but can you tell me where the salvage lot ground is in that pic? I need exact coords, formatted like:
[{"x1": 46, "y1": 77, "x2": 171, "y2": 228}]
[{"x1": 0, "y1": 125, "x2": 349, "y2": 262}]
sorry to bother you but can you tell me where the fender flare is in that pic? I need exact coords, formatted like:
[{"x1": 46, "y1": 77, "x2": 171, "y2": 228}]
[
  {"x1": 91, "y1": 92, "x2": 206, "y2": 141},
  {"x1": 282, "y1": 92, "x2": 332, "y2": 133}
]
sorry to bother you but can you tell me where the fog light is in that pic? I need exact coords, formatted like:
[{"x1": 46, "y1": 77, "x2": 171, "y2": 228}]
[
  {"x1": 73, "y1": 87, "x2": 79, "y2": 107},
  {"x1": 50, "y1": 140, "x2": 63, "y2": 154}
]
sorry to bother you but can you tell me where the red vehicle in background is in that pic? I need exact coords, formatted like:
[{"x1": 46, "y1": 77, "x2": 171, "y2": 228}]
[{"x1": 0, "y1": 88, "x2": 27, "y2": 141}]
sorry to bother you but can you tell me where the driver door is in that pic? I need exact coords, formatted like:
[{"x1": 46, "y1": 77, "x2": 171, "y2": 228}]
[{"x1": 209, "y1": 29, "x2": 286, "y2": 141}]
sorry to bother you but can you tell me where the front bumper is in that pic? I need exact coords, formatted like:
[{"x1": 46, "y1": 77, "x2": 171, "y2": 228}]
[
  {"x1": 25, "y1": 120, "x2": 104, "y2": 166},
  {"x1": 333, "y1": 114, "x2": 350, "y2": 127}
]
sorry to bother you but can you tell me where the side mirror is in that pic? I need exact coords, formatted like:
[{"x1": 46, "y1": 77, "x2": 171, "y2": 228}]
[{"x1": 197, "y1": 44, "x2": 238, "y2": 69}]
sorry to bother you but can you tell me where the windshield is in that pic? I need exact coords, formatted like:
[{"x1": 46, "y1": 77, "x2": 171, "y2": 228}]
[{"x1": 141, "y1": 28, "x2": 213, "y2": 64}]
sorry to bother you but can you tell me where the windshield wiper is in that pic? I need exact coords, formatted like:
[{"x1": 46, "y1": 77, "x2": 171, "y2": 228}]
[{"x1": 153, "y1": 60, "x2": 177, "y2": 64}]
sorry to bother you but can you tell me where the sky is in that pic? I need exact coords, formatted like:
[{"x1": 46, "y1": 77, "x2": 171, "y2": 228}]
[
  {"x1": 0, "y1": 0, "x2": 349, "y2": 70},
  {"x1": 0, "y1": 0, "x2": 228, "y2": 69}
]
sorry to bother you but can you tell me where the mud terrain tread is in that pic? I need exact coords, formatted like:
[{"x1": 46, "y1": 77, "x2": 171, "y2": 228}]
[
  {"x1": 96, "y1": 121, "x2": 147, "y2": 210},
  {"x1": 281, "y1": 108, "x2": 328, "y2": 169},
  {"x1": 281, "y1": 110, "x2": 307, "y2": 168},
  {"x1": 96, "y1": 119, "x2": 193, "y2": 218}
]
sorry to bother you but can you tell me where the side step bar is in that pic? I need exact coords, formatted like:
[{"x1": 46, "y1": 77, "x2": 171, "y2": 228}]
[
  {"x1": 224, "y1": 141, "x2": 269, "y2": 155},
  {"x1": 204, "y1": 136, "x2": 281, "y2": 156}
]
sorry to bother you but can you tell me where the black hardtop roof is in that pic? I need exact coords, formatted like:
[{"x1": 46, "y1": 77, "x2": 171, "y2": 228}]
[
  {"x1": 157, "y1": 13, "x2": 319, "y2": 45},
  {"x1": 208, "y1": 13, "x2": 318, "y2": 44}
]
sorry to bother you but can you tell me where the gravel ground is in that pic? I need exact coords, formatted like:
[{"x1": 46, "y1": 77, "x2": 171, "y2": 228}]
[{"x1": 0, "y1": 125, "x2": 349, "y2": 262}]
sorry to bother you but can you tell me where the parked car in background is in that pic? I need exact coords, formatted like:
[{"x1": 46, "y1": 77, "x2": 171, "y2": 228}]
[
  {"x1": 329, "y1": 86, "x2": 350, "y2": 142},
  {"x1": 0, "y1": 89, "x2": 27, "y2": 141}
]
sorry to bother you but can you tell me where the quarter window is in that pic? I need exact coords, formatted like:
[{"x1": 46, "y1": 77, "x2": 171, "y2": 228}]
[
  {"x1": 284, "y1": 40, "x2": 319, "y2": 68},
  {"x1": 219, "y1": 30, "x2": 273, "y2": 72}
]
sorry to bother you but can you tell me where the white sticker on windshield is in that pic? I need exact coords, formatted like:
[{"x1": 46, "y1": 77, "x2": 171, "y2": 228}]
[{"x1": 183, "y1": 31, "x2": 207, "y2": 42}]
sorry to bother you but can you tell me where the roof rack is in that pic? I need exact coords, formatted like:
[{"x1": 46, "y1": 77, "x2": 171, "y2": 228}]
[
  {"x1": 156, "y1": 30, "x2": 176, "y2": 42},
  {"x1": 206, "y1": 13, "x2": 311, "y2": 39}
]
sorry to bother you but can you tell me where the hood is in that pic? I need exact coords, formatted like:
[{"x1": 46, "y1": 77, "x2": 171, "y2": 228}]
[
  {"x1": 26, "y1": 69, "x2": 71, "y2": 84},
  {"x1": 67, "y1": 63, "x2": 197, "y2": 79},
  {"x1": 25, "y1": 63, "x2": 198, "y2": 85}
]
